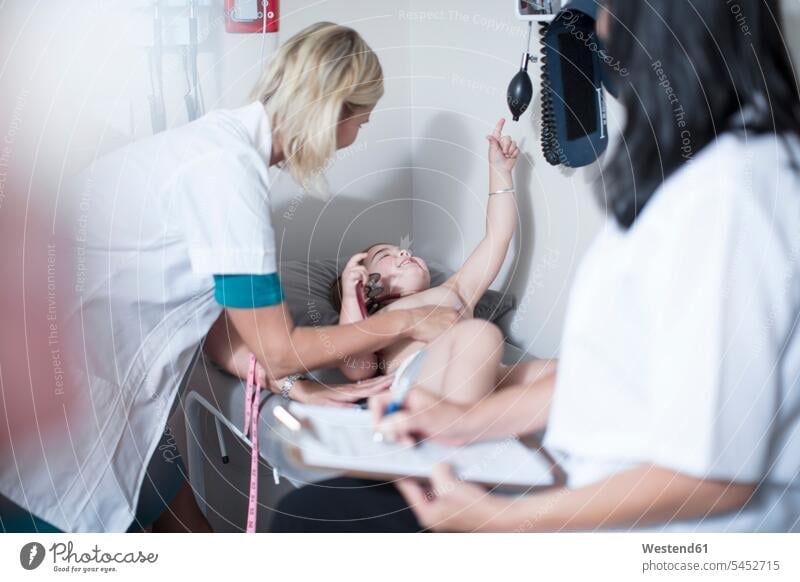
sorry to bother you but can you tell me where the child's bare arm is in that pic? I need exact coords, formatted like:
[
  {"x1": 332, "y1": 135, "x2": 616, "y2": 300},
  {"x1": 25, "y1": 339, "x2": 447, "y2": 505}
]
[
  {"x1": 444, "y1": 119, "x2": 520, "y2": 309},
  {"x1": 337, "y1": 253, "x2": 380, "y2": 381}
]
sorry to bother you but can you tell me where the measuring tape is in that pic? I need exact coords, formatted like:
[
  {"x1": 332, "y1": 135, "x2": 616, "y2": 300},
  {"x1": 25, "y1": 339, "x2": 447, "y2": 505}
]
[{"x1": 244, "y1": 353, "x2": 261, "y2": 533}]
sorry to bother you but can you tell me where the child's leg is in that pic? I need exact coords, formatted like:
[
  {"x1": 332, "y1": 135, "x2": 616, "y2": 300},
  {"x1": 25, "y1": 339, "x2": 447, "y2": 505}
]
[
  {"x1": 495, "y1": 359, "x2": 557, "y2": 390},
  {"x1": 414, "y1": 319, "x2": 505, "y2": 405}
]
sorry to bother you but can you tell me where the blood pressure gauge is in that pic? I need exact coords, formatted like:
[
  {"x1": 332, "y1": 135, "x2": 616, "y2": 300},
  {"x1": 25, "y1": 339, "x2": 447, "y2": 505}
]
[{"x1": 514, "y1": 0, "x2": 562, "y2": 21}]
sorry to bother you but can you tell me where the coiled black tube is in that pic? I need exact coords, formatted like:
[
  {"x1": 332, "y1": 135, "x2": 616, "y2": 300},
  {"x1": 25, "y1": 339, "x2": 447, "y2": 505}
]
[{"x1": 539, "y1": 21, "x2": 561, "y2": 165}]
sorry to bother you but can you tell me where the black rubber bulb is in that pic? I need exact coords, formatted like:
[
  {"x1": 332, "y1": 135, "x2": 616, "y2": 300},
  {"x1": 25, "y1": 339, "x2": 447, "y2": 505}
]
[{"x1": 507, "y1": 68, "x2": 533, "y2": 121}]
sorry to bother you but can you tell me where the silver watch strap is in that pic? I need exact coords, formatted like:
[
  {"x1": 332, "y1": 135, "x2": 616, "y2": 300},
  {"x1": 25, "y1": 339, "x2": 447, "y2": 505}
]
[{"x1": 280, "y1": 374, "x2": 302, "y2": 399}]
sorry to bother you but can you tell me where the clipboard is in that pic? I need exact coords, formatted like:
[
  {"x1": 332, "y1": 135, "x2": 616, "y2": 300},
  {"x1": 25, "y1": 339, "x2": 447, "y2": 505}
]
[{"x1": 274, "y1": 403, "x2": 565, "y2": 491}]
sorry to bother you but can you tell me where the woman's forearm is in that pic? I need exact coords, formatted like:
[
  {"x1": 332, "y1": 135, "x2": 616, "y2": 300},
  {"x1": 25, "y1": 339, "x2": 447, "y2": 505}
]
[
  {"x1": 488, "y1": 466, "x2": 756, "y2": 532},
  {"x1": 227, "y1": 302, "x2": 454, "y2": 381},
  {"x1": 281, "y1": 309, "x2": 412, "y2": 376},
  {"x1": 204, "y1": 315, "x2": 284, "y2": 391}
]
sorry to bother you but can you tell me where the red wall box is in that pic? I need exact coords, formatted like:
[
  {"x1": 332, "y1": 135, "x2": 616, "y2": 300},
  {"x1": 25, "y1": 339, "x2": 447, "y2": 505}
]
[{"x1": 224, "y1": 0, "x2": 279, "y2": 33}]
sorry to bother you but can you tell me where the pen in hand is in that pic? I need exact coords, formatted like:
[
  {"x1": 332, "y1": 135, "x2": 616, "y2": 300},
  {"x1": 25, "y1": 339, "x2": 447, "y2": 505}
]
[{"x1": 373, "y1": 350, "x2": 426, "y2": 443}]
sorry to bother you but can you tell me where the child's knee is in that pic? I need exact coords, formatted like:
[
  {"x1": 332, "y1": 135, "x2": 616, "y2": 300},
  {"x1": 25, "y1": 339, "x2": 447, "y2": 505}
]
[
  {"x1": 455, "y1": 319, "x2": 503, "y2": 346},
  {"x1": 470, "y1": 322, "x2": 504, "y2": 357}
]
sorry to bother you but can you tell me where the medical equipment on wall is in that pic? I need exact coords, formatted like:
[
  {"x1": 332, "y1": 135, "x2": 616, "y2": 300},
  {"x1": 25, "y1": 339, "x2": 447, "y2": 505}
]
[
  {"x1": 224, "y1": 0, "x2": 280, "y2": 33},
  {"x1": 515, "y1": 0, "x2": 563, "y2": 21},
  {"x1": 141, "y1": 1, "x2": 279, "y2": 135},
  {"x1": 148, "y1": 1, "x2": 167, "y2": 133},
  {"x1": 184, "y1": 0, "x2": 204, "y2": 122},
  {"x1": 145, "y1": 0, "x2": 207, "y2": 132},
  {"x1": 507, "y1": 0, "x2": 615, "y2": 168}
]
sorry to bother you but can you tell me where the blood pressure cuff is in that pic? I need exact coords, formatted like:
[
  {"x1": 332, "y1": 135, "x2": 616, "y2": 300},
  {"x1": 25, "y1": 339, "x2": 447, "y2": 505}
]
[
  {"x1": 213, "y1": 273, "x2": 284, "y2": 308},
  {"x1": 540, "y1": 0, "x2": 614, "y2": 168}
]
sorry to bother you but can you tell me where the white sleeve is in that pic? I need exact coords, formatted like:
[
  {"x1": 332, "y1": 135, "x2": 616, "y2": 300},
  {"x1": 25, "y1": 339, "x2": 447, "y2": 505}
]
[
  {"x1": 177, "y1": 148, "x2": 277, "y2": 275},
  {"x1": 639, "y1": 186, "x2": 792, "y2": 483}
]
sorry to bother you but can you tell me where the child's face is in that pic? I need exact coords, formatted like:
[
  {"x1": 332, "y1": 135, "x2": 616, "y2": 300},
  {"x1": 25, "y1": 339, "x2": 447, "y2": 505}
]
[{"x1": 362, "y1": 244, "x2": 431, "y2": 297}]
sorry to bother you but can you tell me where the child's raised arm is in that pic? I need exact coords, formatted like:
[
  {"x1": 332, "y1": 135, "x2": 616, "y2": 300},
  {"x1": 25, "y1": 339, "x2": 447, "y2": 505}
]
[{"x1": 444, "y1": 119, "x2": 520, "y2": 309}]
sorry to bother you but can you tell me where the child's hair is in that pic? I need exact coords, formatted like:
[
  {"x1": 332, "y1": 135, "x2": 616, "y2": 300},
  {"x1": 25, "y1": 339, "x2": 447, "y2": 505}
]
[
  {"x1": 329, "y1": 243, "x2": 387, "y2": 313},
  {"x1": 251, "y1": 22, "x2": 384, "y2": 194}
]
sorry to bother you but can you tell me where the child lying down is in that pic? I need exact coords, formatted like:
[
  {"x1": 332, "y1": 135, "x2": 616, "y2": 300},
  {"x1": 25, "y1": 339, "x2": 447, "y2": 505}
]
[
  {"x1": 328, "y1": 119, "x2": 555, "y2": 406},
  {"x1": 204, "y1": 119, "x2": 555, "y2": 408}
]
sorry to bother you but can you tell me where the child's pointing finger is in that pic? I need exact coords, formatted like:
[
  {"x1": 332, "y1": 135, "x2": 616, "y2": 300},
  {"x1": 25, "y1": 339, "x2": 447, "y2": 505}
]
[{"x1": 492, "y1": 118, "x2": 506, "y2": 139}]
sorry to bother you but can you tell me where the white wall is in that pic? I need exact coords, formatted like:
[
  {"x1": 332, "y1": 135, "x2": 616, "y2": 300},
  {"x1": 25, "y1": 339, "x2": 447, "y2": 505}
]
[
  {"x1": 10, "y1": 0, "x2": 799, "y2": 359},
  {"x1": 20, "y1": 0, "x2": 415, "y2": 264},
  {"x1": 3, "y1": 0, "x2": 579, "y2": 359},
  {"x1": 407, "y1": 0, "x2": 611, "y2": 358},
  {"x1": 407, "y1": 0, "x2": 800, "y2": 358},
  {"x1": 250, "y1": 3, "x2": 416, "y2": 262}
]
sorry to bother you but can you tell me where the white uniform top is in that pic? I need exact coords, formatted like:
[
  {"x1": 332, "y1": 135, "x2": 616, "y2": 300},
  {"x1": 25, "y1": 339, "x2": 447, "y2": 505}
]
[
  {"x1": 0, "y1": 102, "x2": 278, "y2": 532},
  {"x1": 544, "y1": 132, "x2": 800, "y2": 532}
]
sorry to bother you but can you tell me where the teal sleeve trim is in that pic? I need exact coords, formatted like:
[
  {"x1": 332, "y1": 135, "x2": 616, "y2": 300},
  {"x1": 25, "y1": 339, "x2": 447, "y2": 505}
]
[{"x1": 213, "y1": 273, "x2": 284, "y2": 308}]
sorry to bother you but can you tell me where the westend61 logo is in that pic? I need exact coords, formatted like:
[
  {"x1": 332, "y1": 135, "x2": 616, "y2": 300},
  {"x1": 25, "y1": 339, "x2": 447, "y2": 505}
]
[{"x1": 19, "y1": 541, "x2": 158, "y2": 574}]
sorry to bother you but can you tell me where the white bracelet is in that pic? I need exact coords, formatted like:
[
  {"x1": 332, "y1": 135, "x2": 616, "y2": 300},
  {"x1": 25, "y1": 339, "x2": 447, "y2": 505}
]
[
  {"x1": 280, "y1": 374, "x2": 303, "y2": 399},
  {"x1": 489, "y1": 187, "x2": 515, "y2": 196}
]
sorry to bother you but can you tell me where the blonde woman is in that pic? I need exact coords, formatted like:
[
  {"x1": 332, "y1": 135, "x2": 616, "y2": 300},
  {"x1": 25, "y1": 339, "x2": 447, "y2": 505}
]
[{"x1": 1, "y1": 22, "x2": 457, "y2": 534}]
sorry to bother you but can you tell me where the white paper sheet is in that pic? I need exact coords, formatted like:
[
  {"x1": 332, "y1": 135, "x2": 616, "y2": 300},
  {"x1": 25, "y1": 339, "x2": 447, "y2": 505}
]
[{"x1": 286, "y1": 403, "x2": 555, "y2": 488}]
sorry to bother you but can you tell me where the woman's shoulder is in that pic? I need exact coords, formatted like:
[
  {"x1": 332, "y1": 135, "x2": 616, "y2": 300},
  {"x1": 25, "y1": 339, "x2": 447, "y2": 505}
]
[
  {"x1": 690, "y1": 131, "x2": 797, "y2": 174},
  {"x1": 167, "y1": 102, "x2": 269, "y2": 159},
  {"x1": 672, "y1": 132, "x2": 797, "y2": 190},
  {"x1": 640, "y1": 132, "x2": 800, "y2": 231},
  {"x1": 199, "y1": 103, "x2": 265, "y2": 140}
]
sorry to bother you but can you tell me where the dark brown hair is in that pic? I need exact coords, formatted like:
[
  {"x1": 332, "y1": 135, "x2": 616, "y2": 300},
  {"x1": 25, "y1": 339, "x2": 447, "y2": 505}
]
[{"x1": 601, "y1": 0, "x2": 800, "y2": 227}]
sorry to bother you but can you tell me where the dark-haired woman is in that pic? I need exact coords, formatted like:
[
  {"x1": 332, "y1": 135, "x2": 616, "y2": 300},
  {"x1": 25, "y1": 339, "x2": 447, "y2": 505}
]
[{"x1": 272, "y1": 0, "x2": 800, "y2": 532}]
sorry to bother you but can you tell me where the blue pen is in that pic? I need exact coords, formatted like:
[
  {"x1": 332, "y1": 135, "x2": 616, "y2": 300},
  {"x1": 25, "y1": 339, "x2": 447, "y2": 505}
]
[
  {"x1": 373, "y1": 350, "x2": 427, "y2": 443},
  {"x1": 384, "y1": 350, "x2": 427, "y2": 416}
]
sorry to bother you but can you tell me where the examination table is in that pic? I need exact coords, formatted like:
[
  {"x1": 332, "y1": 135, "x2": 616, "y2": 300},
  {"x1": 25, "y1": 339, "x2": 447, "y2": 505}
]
[{"x1": 173, "y1": 259, "x2": 523, "y2": 531}]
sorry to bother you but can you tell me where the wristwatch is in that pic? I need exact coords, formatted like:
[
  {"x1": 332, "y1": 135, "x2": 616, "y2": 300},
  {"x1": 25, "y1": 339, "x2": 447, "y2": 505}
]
[{"x1": 280, "y1": 374, "x2": 303, "y2": 400}]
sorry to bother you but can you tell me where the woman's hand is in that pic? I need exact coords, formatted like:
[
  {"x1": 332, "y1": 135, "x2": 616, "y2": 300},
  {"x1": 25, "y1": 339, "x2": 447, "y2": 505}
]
[
  {"x1": 255, "y1": 361, "x2": 272, "y2": 389},
  {"x1": 369, "y1": 386, "x2": 476, "y2": 446},
  {"x1": 395, "y1": 464, "x2": 509, "y2": 532},
  {"x1": 290, "y1": 374, "x2": 394, "y2": 408},
  {"x1": 487, "y1": 118, "x2": 520, "y2": 174},
  {"x1": 404, "y1": 305, "x2": 461, "y2": 343},
  {"x1": 340, "y1": 252, "x2": 370, "y2": 302}
]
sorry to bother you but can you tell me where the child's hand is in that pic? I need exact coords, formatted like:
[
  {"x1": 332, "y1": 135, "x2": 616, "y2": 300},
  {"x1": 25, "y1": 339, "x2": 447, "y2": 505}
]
[
  {"x1": 341, "y1": 252, "x2": 369, "y2": 301},
  {"x1": 486, "y1": 118, "x2": 520, "y2": 173}
]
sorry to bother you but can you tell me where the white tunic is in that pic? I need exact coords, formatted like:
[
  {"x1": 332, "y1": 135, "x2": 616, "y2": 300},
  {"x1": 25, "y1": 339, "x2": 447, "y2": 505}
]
[
  {"x1": 0, "y1": 102, "x2": 277, "y2": 532},
  {"x1": 544, "y1": 132, "x2": 800, "y2": 532}
]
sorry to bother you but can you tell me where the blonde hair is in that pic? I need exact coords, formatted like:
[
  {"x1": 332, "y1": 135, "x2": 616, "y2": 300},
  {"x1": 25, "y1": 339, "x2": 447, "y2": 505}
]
[{"x1": 251, "y1": 22, "x2": 384, "y2": 194}]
